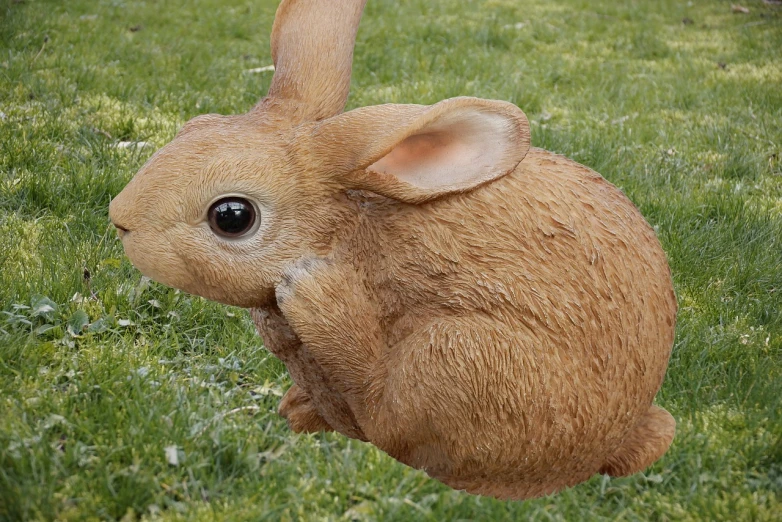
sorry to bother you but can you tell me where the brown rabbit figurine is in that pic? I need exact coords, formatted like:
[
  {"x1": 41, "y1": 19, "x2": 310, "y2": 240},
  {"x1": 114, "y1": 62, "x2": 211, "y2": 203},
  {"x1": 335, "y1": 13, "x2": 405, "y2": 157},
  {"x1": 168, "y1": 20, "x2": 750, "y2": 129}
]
[{"x1": 109, "y1": 0, "x2": 677, "y2": 500}]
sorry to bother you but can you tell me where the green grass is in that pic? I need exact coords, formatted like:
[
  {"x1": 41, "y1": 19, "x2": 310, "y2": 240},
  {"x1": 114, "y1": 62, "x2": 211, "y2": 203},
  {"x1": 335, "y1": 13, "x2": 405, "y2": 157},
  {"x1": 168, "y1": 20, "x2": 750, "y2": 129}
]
[{"x1": 1, "y1": 0, "x2": 781, "y2": 519}]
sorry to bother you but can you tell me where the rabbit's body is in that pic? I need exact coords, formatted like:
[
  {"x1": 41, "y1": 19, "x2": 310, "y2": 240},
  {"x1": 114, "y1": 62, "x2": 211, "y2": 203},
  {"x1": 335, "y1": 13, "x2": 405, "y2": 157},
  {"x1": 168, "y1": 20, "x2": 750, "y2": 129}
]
[
  {"x1": 251, "y1": 147, "x2": 676, "y2": 498},
  {"x1": 110, "y1": 0, "x2": 677, "y2": 500}
]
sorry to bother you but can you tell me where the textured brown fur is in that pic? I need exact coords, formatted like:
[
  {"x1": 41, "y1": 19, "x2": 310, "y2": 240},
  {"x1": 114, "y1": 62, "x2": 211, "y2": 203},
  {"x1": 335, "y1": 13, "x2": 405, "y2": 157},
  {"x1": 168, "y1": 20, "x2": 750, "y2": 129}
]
[{"x1": 110, "y1": 0, "x2": 677, "y2": 500}]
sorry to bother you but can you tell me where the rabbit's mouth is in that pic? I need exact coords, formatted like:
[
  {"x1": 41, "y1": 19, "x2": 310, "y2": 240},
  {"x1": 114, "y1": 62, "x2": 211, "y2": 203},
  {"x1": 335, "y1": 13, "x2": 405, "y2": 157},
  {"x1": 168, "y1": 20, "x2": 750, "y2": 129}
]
[
  {"x1": 111, "y1": 218, "x2": 130, "y2": 236},
  {"x1": 114, "y1": 228, "x2": 190, "y2": 292}
]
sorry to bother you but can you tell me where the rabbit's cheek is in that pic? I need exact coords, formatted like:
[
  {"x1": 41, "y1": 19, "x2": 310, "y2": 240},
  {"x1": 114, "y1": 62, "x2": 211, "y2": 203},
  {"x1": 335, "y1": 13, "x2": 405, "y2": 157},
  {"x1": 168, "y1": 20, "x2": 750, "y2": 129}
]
[{"x1": 159, "y1": 233, "x2": 281, "y2": 308}]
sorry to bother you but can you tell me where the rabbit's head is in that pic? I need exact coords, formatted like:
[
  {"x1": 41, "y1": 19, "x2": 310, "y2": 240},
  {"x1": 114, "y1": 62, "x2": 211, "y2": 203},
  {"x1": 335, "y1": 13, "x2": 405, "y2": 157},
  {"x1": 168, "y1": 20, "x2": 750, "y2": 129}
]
[{"x1": 109, "y1": 0, "x2": 530, "y2": 308}]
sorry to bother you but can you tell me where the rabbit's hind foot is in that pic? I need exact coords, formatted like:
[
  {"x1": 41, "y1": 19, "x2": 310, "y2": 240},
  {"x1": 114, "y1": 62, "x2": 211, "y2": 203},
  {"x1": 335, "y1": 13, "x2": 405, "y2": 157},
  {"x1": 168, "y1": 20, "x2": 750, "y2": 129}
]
[{"x1": 599, "y1": 404, "x2": 675, "y2": 477}]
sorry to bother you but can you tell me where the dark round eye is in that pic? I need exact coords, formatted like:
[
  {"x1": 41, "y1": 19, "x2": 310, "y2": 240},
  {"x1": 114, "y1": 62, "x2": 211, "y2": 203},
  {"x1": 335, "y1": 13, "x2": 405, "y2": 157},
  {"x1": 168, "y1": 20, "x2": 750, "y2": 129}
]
[{"x1": 208, "y1": 197, "x2": 257, "y2": 238}]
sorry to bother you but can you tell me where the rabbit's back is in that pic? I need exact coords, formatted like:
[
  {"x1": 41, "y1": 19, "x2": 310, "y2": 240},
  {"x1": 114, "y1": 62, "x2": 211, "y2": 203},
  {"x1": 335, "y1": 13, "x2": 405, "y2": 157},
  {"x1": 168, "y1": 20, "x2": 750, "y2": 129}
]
[
  {"x1": 359, "y1": 147, "x2": 676, "y2": 370},
  {"x1": 343, "y1": 148, "x2": 676, "y2": 494}
]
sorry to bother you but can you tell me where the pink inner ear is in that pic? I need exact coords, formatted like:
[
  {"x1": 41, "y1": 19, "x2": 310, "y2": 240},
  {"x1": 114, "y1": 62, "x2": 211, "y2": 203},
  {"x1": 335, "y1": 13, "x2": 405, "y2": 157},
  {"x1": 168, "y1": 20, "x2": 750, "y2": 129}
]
[
  {"x1": 366, "y1": 109, "x2": 516, "y2": 192},
  {"x1": 372, "y1": 132, "x2": 458, "y2": 173}
]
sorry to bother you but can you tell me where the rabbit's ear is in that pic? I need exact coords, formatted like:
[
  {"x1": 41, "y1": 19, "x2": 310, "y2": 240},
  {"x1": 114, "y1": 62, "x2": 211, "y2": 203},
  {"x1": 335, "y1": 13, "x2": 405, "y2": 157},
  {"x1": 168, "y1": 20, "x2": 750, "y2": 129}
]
[
  {"x1": 264, "y1": 0, "x2": 366, "y2": 122},
  {"x1": 314, "y1": 97, "x2": 531, "y2": 203}
]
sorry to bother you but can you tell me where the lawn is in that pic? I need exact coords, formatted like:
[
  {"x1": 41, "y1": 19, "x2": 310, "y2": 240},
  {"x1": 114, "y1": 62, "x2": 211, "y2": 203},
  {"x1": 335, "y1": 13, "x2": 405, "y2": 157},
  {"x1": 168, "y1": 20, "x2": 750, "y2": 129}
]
[{"x1": 1, "y1": 0, "x2": 781, "y2": 520}]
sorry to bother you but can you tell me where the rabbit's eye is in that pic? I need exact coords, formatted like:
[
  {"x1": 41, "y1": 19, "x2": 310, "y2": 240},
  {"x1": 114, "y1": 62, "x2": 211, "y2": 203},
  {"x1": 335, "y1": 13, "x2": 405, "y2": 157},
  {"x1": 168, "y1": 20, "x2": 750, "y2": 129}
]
[{"x1": 208, "y1": 197, "x2": 257, "y2": 238}]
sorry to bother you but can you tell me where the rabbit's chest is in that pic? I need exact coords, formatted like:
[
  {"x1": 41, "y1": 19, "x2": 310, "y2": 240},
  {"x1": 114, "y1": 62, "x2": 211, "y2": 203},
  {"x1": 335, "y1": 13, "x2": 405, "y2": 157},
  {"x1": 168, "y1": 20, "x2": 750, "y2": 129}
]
[
  {"x1": 282, "y1": 343, "x2": 367, "y2": 440},
  {"x1": 252, "y1": 305, "x2": 367, "y2": 440}
]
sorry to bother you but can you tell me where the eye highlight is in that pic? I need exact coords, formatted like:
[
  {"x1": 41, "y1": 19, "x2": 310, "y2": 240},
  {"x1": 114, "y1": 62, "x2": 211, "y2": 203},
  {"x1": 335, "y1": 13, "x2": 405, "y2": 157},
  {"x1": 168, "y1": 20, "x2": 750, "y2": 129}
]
[{"x1": 207, "y1": 197, "x2": 258, "y2": 238}]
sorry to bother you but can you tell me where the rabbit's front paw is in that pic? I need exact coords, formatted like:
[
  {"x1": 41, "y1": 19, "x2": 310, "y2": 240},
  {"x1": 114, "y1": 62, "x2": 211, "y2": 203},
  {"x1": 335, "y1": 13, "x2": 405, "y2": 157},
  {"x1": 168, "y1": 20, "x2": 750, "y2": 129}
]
[
  {"x1": 275, "y1": 255, "x2": 333, "y2": 312},
  {"x1": 279, "y1": 383, "x2": 333, "y2": 433}
]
